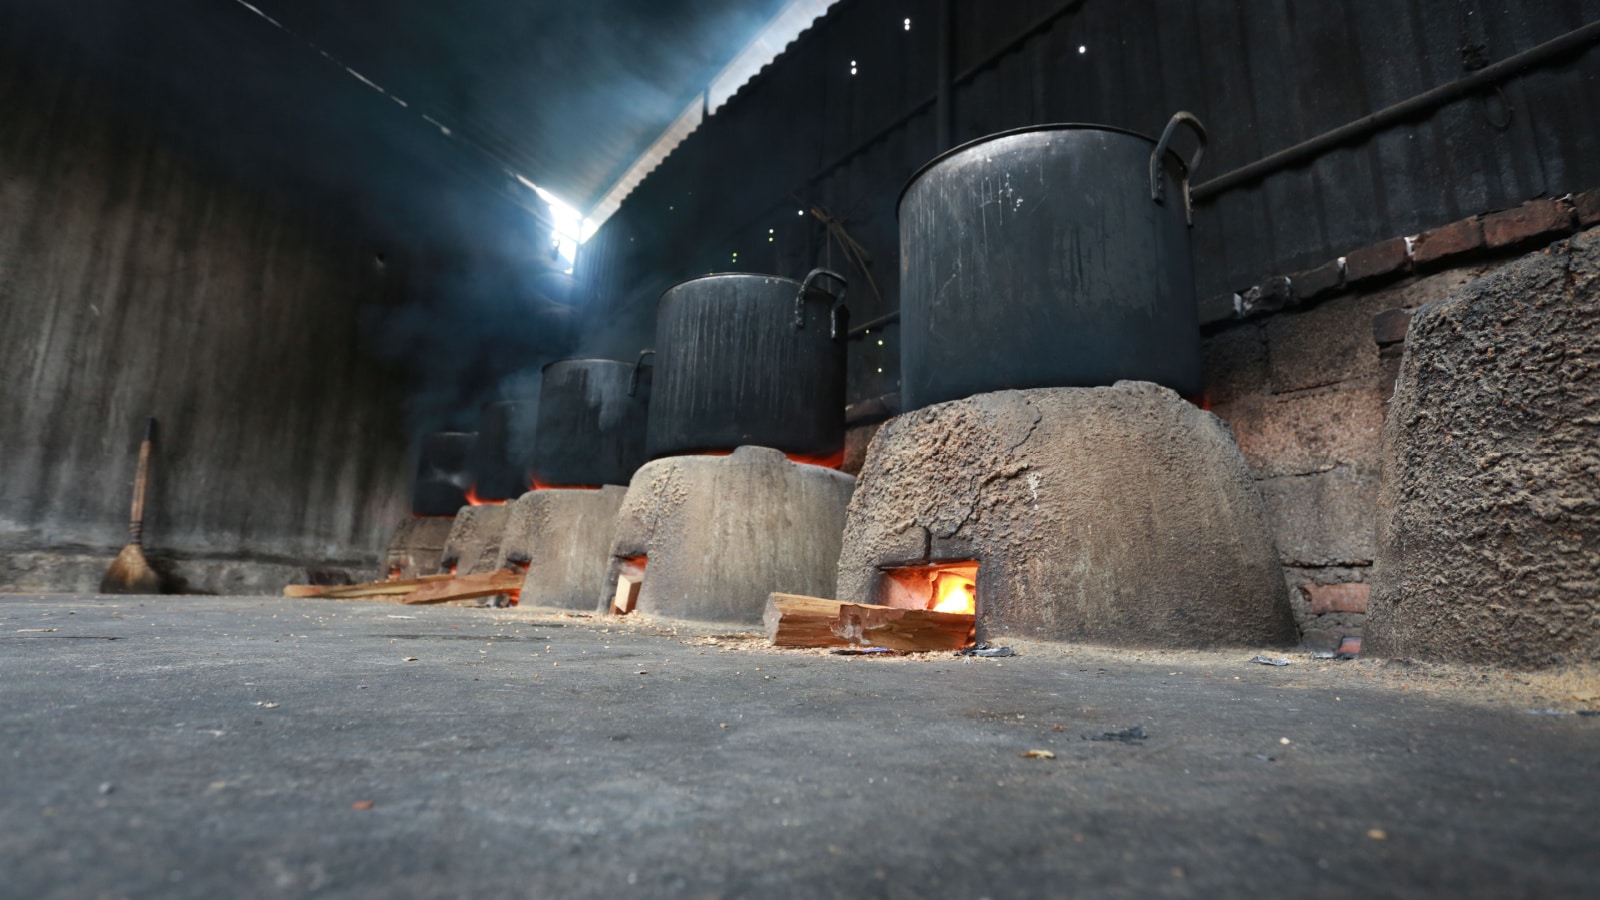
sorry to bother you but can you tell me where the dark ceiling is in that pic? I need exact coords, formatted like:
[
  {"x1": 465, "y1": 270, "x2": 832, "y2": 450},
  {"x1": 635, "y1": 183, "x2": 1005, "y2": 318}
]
[{"x1": 4, "y1": 0, "x2": 795, "y2": 243}]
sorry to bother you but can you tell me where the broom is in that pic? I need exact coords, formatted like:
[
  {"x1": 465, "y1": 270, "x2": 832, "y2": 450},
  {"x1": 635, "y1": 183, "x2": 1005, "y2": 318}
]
[{"x1": 101, "y1": 417, "x2": 162, "y2": 595}]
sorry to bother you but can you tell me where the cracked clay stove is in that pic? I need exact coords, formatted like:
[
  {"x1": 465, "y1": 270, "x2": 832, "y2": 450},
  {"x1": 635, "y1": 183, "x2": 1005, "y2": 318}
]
[{"x1": 836, "y1": 382, "x2": 1298, "y2": 648}]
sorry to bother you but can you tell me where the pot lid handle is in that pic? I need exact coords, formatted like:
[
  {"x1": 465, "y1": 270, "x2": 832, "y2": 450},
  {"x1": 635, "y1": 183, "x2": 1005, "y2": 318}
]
[
  {"x1": 1150, "y1": 112, "x2": 1207, "y2": 226},
  {"x1": 627, "y1": 349, "x2": 655, "y2": 397},
  {"x1": 795, "y1": 268, "x2": 848, "y2": 330}
]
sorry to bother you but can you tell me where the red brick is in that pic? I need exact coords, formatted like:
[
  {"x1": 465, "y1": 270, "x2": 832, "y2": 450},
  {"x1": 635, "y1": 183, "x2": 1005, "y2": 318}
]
[
  {"x1": 1574, "y1": 188, "x2": 1600, "y2": 228},
  {"x1": 1289, "y1": 259, "x2": 1344, "y2": 302},
  {"x1": 1481, "y1": 199, "x2": 1577, "y2": 249},
  {"x1": 1372, "y1": 308, "x2": 1413, "y2": 346},
  {"x1": 1300, "y1": 582, "x2": 1370, "y2": 615},
  {"x1": 1411, "y1": 218, "x2": 1484, "y2": 266},
  {"x1": 1343, "y1": 238, "x2": 1410, "y2": 284}
]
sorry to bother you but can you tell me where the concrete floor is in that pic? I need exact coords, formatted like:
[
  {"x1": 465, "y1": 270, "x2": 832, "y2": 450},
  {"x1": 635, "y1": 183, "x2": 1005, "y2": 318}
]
[{"x1": 2, "y1": 594, "x2": 1597, "y2": 899}]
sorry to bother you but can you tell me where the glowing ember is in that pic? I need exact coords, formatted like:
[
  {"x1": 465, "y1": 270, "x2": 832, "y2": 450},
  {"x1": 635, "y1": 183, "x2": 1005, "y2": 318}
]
[{"x1": 930, "y1": 573, "x2": 976, "y2": 614}]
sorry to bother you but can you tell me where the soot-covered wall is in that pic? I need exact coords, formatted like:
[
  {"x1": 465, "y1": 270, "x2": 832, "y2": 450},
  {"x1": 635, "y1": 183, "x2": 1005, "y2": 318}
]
[{"x1": 0, "y1": 22, "x2": 413, "y2": 593}]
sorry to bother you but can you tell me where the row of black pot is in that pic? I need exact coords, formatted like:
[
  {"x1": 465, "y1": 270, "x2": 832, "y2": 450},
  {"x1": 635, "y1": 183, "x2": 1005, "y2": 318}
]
[
  {"x1": 412, "y1": 268, "x2": 852, "y2": 515},
  {"x1": 415, "y1": 110, "x2": 1214, "y2": 515}
]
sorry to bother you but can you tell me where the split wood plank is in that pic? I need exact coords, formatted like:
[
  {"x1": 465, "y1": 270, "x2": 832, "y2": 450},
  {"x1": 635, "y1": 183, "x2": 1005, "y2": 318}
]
[
  {"x1": 284, "y1": 573, "x2": 454, "y2": 599},
  {"x1": 832, "y1": 603, "x2": 975, "y2": 652},
  {"x1": 612, "y1": 573, "x2": 643, "y2": 614},
  {"x1": 400, "y1": 570, "x2": 524, "y2": 605},
  {"x1": 764, "y1": 593, "x2": 853, "y2": 648},
  {"x1": 764, "y1": 594, "x2": 977, "y2": 651}
]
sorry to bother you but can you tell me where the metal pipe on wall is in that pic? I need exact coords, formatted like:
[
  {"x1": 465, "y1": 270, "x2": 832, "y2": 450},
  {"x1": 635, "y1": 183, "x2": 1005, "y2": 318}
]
[{"x1": 1192, "y1": 19, "x2": 1600, "y2": 200}]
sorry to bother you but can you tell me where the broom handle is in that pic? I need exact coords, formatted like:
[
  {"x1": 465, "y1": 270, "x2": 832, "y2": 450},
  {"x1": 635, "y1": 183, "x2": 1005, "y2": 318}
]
[{"x1": 129, "y1": 417, "x2": 155, "y2": 545}]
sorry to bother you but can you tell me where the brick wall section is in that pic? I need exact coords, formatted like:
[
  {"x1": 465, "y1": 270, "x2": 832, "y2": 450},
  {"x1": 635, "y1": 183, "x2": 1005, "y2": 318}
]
[
  {"x1": 1203, "y1": 189, "x2": 1600, "y2": 650},
  {"x1": 1204, "y1": 267, "x2": 1487, "y2": 650},
  {"x1": 1226, "y1": 191, "x2": 1596, "y2": 319}
]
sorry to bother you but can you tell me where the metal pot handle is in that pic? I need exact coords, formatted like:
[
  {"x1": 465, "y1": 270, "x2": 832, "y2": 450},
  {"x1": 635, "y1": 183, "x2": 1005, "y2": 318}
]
[
  {"x1": 627, "y1": 349, "x2": 655, "y2": 397},
  {"x1": 1149, "y1": 112, "x2": 1208, "y2": 226},
  {"x1": 795, "y1": 268, "x2": 849, "y2": 334}
]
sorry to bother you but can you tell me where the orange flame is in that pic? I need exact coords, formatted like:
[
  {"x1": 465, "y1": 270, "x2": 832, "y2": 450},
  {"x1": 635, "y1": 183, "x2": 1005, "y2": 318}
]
[
  {"x1": 465, "y1": 486, "x2": 506, "y2": 506},
  {"x1": 930, "y1": 573, "x2": 976, "y2": 614}
]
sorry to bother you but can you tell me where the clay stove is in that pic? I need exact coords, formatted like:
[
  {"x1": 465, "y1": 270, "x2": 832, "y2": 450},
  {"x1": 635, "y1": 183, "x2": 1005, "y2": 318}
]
[
  {"x1": 837, "y1": 382, "x2": 1298, "y2": 648},
  {"x1": 601, "y1": 446, "x2": 855, "y2": 623}
]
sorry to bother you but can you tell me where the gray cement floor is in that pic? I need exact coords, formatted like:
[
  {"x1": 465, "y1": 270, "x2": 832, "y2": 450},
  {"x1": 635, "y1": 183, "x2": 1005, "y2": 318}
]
[{"x1": 2, "y1": 594, "x2": 1597, "y2": 899}]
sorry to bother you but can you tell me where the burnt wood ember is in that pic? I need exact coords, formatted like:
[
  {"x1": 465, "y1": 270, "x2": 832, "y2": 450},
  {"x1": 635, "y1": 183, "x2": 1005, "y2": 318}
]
[
  {"x1": 601, "y1": 446, "x2": 854, "y2": 624},
  {"x1": 837, "y1": 382, "x2": 1297, "y2": 648}
]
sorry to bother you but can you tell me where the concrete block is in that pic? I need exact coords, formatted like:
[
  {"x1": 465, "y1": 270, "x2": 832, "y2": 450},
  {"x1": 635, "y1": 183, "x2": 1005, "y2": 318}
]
[
  {"x1": 1411, "y1": 218, "x2": 1483, "y2": 267},
  {"x1": 1344, "y1": 238, "x2": 1410, "y2": 284},
  {"x1": 1481, "y1": 199, "x2": 1576, "y2": 250},
  {"x1": 837, "y1": 383, "x2": 1297, "y2": 648},
  {"x1": 1370, "y1": 229, "x2": 1600, "y2": 668},
  {"x1": 603, "y1": 447, "x2": 856, "y2": 624},
  {"x1": 1259, "y1": 466, "x2": 1379, "y2": 567}
]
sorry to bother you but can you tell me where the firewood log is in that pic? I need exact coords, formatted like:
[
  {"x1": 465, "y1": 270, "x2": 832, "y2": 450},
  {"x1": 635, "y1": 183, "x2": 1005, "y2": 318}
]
[
  {"x1": 764, "y1": 594, "x2": 976, "y2": 651},
  {"x1": 283, "y1": 574, "x2": 454, "y2": 599},
  {"x1": 400, "y1": 570, "x2": 524, "y2": 605},
  {"x1": 830, "y1": 603, "x2": 975, "y2": 652},
  {"x1": 764, "y1": 593, "x2": 852, "y2": 648}
]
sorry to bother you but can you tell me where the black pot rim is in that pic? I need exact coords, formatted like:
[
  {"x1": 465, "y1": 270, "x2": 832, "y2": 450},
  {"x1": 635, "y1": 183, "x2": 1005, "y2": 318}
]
[
  {"x1": 659, "y1": 271, "x2": 804, "y2": 299},
  {"x1": 540, "y1": 357, "x2": 635, "y2": 373},
  {"x1": 896, "y1": 122, "x2": 1181, "y2": 216}
]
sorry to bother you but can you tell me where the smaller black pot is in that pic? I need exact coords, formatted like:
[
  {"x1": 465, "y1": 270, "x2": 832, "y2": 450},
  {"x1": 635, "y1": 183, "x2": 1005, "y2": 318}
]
[
  {"x1": 644, "y1": 269, "x2": 848, "y2": 459},
  {"x1": 471, "y1": 401, "x2": 534, "y2": 501},
  {"x1": 531, "y1": 358, "x2": 652, "y2": 487},
  {"x1": 412, "y1": 431, "x2": 476, "y2": 516}
]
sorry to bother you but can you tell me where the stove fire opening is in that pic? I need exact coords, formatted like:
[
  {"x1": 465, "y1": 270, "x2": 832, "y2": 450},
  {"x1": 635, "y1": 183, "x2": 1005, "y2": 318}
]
[
  {"x1": 877, "y1": 562, "x2": 978, "y2": 616},
  {"x1": 611, "y1": 555, "x2": 647, "y2": 615}
]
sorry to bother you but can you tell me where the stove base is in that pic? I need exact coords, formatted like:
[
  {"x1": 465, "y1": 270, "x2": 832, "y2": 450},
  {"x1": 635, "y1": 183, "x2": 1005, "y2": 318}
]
[
  {"x1": 603, "y1": 446, "x2": 855, "y2": 623},
  {"x1": 498, "y1": 486, "x2": 627, "y2": 610},
  {"x1": 382, "y1": 516, "x2": 456, "y2": 579},
  {"x1": 441, "y1": 505, "x2": 510, "y2": 575},
  {"x1": 838, "y1": 383, "x2": 1297, "y2": 648}
]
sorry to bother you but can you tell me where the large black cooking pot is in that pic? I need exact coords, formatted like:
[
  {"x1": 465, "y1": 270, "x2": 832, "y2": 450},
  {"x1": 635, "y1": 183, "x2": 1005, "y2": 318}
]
[
  {"x1": 412, "y1": 431, "x2": 475, "y2": 516},
  {"x1": 898, "y1": 113, "x2": 1208, "y2": 410},
  {"x1": 644, "y1": 270, "x2": 848, "y2": 459},
  {"x1": 471, "y1": 401, "x2": 534, "y2": 501},
  {"x1": 531, "y1": 358, "x2": 652, "y2": 487}
]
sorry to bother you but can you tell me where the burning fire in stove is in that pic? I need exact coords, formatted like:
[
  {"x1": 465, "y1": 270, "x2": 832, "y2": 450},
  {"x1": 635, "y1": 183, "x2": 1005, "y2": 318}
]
[
  {"x1": 930, "y1": 572, "x2": 976, "y2": 614},
  {"x1": 878, "y1": 562, "x2": 978, "y2": 615}
]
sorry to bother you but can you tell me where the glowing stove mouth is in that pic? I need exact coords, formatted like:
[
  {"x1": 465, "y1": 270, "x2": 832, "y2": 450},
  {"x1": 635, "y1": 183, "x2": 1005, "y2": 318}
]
[{"x1": 878, "y1": 562, "x2": 978, "y2": 615}]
